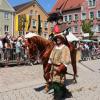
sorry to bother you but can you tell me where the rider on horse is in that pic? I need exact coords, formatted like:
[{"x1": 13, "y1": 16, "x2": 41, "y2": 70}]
[{"x1": 47, "y1": 12, "x2": 78, "y2": 81}]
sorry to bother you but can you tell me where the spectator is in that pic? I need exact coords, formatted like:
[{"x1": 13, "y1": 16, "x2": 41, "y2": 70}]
[
  {"x1": 0, "y1": 37, "x2": 3, "y2": 60},
  {"x1": 15, "y1": 37, "x2": 22, "y2": 64},
  {"x1": 4, "y1": 39, "x2": 12, "y2": 67}
]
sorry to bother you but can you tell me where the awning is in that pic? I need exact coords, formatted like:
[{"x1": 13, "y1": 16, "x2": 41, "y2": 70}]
[{"x1": 80, "y1": 39, "x2": 95, "y2": 42}]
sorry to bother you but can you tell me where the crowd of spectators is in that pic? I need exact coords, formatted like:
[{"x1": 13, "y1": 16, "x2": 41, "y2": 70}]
[
  {"x1": 0, "y1": 32, "x2": 28, "y2": 67},
  {"x1": 0, "y1": 32, "x2": 100, "y2": 67},
  {"x1": 78, "y1": 41, "x2": 100, "y2": 60}
]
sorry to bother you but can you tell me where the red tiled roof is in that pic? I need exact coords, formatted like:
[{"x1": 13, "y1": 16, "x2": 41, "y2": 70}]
[
  {"x1": 51, "y1": 0, "x2": 67, "y2": 12},
  {"x1": 63, "y1": 0, "x2": 84, "y2": 11},
  {"x1": 51, "y1": 0, "x2": 84, "y2": 13}
]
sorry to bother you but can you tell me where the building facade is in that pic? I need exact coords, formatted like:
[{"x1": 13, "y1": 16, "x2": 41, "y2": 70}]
[
  {"x1": 0, "y1": 0, "x2": 14, "y2": 36},
  {"x1": 51, "y1": 0, "x2": 100, "y2": 40},
  {"x1": 14, "y1": 0, "x2": 51, "y2": 38}
]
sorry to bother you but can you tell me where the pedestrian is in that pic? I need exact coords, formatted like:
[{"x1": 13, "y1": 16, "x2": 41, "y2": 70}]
[
  {"x1": 15, "y1": 37, "x2": 22, "y2": 65},
  {"x1": 0, "y1": 37, "x2": 3, "y2": 60},
  {"x1": 4, "y1": 39, "x2": 12, "y2": 67},
  {"x1": 45, "y1": 35, "x2": 71, "y2": 99}
]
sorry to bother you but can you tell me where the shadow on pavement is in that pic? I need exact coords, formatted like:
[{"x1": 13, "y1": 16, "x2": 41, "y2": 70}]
[{"x1": 34, "y1": 85, "x2": 45, "y2": 92}]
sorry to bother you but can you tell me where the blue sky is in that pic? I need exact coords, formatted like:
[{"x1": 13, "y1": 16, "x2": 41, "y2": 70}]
[{"x1": 8, "y1": 0, "x2": 56, "y2": 12}]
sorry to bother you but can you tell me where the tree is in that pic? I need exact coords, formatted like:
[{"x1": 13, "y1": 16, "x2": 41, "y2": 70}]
[
  {"x1": 38, "y1": 15, "x2": 42, "y2": 35},
  {"x1": 18, "y1": 14, "x2": 26, "y2": 35},
  {"x1": 82, "y1": 20, "x2": 94, "y2": 38}
]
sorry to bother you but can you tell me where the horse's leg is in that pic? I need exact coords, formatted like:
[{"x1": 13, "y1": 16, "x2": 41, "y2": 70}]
[
  {"x1": 43, "y1": 62, "x2": 51, "y2": 92},
  {"x1": 70, "y1": 49, "x2": 77, "y2": 82}
]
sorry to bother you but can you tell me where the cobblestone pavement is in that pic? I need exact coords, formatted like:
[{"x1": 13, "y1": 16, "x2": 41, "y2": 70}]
[{"x1": 0, "y1": 59, "x2": 100, "y2": 100}]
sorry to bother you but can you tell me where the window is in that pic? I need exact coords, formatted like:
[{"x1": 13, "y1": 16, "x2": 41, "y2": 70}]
[
  {"x1": 97, "y1": 11, "x2": 100, "y2": 18},
  {"x1": 75, "y1": 14, "x2": 78, "y2": 21},
  {"x1": 98, "y1": 25, "x2": 100, "y2": 32},
  {"x1": 4, "y1": 25, "x2": 9, "y2": 32},
  {"x1": 74, "y1": 25, "x2": 78, "y2": 32},
  {"x1": 4, "y1": 12, "x2": 9, "y2": 19},
  {"x1": 35, "y1": 11, "x2": 38, "y2": 16},
  {"x1": 32, "y1": 20, "x2": 36, "y2": 28},
  {"x1": 44, "y1": 21, "x2": 48, "y2": 28},
  {"x1": 69, "y1": 15, "x2": 72, "y2": 21},
  {"x1": 90, "y1": 11, "x2": 94, "y2": 19},
  {"x1": 88, "y1": 0, "x2": 96, "y2": 7},
  {"x1": 64, "y1": 15, "x2": 67, "y2": 22},
  {"x1": 30, "y1": 10, "x2": 33, "y2": 15},
  {"x1": 82, "y1": 13, "x2": 86, "y2": 20}
]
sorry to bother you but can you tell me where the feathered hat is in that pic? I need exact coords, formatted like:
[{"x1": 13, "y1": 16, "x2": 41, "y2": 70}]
[{"x1": 47, "y1": 13, "x2": 63, "y2": 22}]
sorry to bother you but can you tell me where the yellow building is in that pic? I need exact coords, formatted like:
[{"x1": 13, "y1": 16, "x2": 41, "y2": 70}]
[{"x1": 14, "y1": 1, "x2": 51, "y2": 38}]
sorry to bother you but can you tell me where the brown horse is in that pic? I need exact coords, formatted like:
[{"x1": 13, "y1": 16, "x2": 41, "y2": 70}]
[{"x1": 26, "y1": 34, "x2": 77, "y2": 82}]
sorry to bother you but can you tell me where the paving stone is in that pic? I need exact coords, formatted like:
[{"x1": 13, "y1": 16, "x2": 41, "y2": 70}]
[{"x1": 0, "y1": 60, "x2": 100, "y2": 100}]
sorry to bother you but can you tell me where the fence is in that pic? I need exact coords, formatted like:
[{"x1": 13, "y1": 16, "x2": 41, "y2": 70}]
[
  {"x1": 81, "y1": 48, "x2": 100, "y2": 61},
  {"x1": 0, "y1": 48, "x2": 29, "y2": 66},
  {"x1": 0, "y1": 47, "x2": 100, "y2": 66}
]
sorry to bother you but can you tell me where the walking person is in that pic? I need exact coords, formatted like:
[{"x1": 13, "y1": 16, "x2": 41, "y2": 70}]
[{"x1": 45, "y1": 35, "x2": 71, "y2": 99}]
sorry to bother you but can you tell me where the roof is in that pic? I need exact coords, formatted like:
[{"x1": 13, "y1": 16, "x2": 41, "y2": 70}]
[
  {"x1": 0, "y1": 0, "x2": 15, "y2": 12},
  {"x1": 51, "y1": 0, "x2": 84, "y2": 13},
  {"x1": 14, "y1": 0, "x2": 48, "y2": 15},
  {"x1": 14, "y1": 1, "x2": 33, "y2": 11},
  {"x1": 51, "y1": 0, "x2": 67, "y2": 13}
]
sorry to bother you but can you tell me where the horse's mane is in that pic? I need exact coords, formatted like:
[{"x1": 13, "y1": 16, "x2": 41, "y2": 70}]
[{"x1": 28, "y1": 35, "x2": 54, "y2": 52}]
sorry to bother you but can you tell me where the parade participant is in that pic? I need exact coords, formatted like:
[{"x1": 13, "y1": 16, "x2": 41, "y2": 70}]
[
  {"x1": 45, "y1": 35, "x2": 71, "y2": 99},
  {"x1": 48, "y1": 13, "x2": 78, "y2": 81}
]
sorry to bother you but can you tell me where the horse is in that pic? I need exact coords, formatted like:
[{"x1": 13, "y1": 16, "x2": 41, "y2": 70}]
[{"x1": 25, "y1": 33, "x2": 77, "y2": 83}]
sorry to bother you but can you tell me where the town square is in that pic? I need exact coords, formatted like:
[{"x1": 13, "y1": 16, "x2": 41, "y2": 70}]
[{"x1": 0, "y1": 0, "x2": 100, "y2": 100}]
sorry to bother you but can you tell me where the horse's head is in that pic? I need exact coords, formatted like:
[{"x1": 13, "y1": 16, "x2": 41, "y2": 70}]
[{"x1": 27, "y1": 38, "x2": 38, "y2": 61}]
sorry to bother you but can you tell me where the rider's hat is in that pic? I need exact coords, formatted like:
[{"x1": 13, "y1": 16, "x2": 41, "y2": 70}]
[{"x1": 47, "y1": 13, "x2": 63, "y2": 22}]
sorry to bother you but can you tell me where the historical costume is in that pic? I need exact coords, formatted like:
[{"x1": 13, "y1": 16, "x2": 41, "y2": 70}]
[
  {"x1": 48, "y1": 13, "x2": 78, "y2": 81},
  {"x1": 49, "y1": 35, "x2": 70, "y2": 82},
  {"x1": 45, "y1": 35, "x2": 71, "y2": 99}
]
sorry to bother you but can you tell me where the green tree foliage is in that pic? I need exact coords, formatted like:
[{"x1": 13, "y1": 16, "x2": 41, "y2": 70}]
[
  {"x1": 82, "y1": 20, "x2": 94, "y2": 38},
  {"x1": 18, "y1": 14, "x2": 26, "y2": 34},
  {"x1": 38, "y1": 15, "x2": 42, "y2": 35}
]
